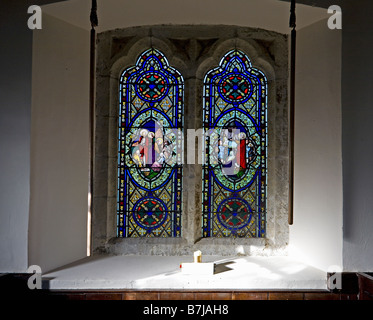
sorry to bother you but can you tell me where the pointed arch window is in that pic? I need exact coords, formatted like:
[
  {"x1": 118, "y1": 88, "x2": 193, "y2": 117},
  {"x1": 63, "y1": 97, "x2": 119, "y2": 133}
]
[
  {"x1": 117, "y1": 49, "x2": 183, "y2": 237},
  {"x1": 202, "y1": 50, "x2": 268, "y2": 238}
]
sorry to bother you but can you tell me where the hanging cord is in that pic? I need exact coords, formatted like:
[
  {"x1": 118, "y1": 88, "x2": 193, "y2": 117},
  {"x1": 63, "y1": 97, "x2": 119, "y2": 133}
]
[
  {"x1": 88, "y1": 0, "x2": 98, "y2": 255},
  {"x1": 90, "y1": 0, "x2": 98, "y2": 29},
  {"x1": 288, "y1": 0, "x2": 296, "y2": 226}
]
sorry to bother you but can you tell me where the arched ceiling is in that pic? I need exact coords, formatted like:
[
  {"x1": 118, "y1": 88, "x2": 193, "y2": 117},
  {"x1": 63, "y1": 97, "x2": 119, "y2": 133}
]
[{"x1": 41, "y1": 0, "x2": 329, "y2": 34}]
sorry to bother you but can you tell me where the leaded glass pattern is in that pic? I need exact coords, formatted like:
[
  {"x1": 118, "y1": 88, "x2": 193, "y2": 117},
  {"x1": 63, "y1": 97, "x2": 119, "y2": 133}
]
[
  {"x1": 202, "y1": 50, "x2": 268, "y2": 238},
  {"x1": 117, "y1": 49, "x2": 183, "y2": 237}
]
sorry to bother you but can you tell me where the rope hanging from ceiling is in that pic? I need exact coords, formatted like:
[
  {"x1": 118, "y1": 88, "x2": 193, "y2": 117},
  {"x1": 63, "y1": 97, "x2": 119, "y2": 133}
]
[{"x1": 289, "y1": 0, "x2": 296, "y2": 225}]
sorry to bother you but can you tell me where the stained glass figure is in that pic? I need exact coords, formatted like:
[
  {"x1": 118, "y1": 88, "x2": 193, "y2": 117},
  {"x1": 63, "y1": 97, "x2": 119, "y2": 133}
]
[
  {"x1": 202, "y1": 50, "x2": 268, "y2": 238},
  {"x1": 117, "y1": 49, "x2": 183, "y2": 237}
]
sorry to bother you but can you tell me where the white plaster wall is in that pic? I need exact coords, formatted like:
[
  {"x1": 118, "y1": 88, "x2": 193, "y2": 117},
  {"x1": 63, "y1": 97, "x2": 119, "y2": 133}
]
[
  {"x1": 342, "y1": 0, "x2": 373, "y2": 272},
  {"x1": 28, "y1": 13, "x2": 90, "y2": 273},
  {"x1": 289, "y1": 19, "x2": 343, "y2": 272},
  {"x1": 0, "y1": 1, "x2": 31, "y2": 272},
  {"x1": 30, "y1": 0, "x2": 333, "y2": 270}
]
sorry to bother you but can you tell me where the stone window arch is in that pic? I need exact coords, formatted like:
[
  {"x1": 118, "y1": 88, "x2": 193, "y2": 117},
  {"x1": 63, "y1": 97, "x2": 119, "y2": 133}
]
[{"x1": 93, "y1": 25, "x2": 289, "y2": 256}]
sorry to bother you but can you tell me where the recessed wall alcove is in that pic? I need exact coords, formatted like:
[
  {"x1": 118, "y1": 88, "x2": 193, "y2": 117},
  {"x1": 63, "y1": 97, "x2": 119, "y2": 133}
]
[{"x1": 27, "y1": 0, "x2": 343, "y2": 290}]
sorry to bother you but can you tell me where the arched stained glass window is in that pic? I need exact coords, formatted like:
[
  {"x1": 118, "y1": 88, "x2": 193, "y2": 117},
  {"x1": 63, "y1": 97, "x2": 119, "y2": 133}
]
[
  {"x1": 202, "y1": 50, "x2": 268, "y2": 238},
  {"x1": 117, "y1": 49, "x2": 183, "y2": 237}
]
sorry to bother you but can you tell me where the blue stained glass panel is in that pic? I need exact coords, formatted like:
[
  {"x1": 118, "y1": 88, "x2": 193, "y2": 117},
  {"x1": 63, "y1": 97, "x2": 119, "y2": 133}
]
[
  {"x1": 117, "y1": 49, "x2": 183, "y2": 237},
  {"x1": 202, "y1": 50, "x2": 268, "y2": 238}
]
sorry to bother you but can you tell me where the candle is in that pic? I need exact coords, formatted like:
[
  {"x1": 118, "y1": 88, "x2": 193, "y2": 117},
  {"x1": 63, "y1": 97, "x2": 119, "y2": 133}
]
[{"x1": 194, "y1": 250, "x2": 202, "y2": 263}]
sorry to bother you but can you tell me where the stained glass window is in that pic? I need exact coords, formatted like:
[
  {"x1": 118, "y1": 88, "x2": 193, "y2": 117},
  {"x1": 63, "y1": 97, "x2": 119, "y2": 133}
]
[
  {"x1": 117, "y1": 49, "x2": 183, "y2": 237},
  {"x1": 202, "y1": 50, "x2": 268, "y2": 238}
]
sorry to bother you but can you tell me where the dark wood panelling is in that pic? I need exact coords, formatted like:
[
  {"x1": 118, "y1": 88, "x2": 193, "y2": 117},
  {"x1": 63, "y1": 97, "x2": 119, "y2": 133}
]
[
  {"x1": 86, "y1": 293, "x2": 123, "y2": 300},
  {"x1": 304, "y1": 292, "x2": 340, "y2": 300},
  {"x1": 232, "y1": 292, "x2": 268, "y2": 300},
  {"x1": 357, "y1": 273, "x2": 373, "y2": 300},
  {"x1": 135, "y1": 292, "x2": 160, "y2": 300},
  {"x1": 4, "y1": 272, "x2": 372, "y2": 301},
  {"x1": 340, "y1": 294, "x2": 358, "y2": 300},
  {"x1": 159, "y1": 292, "x2": 195, "y2": 300},
  {"x1": 211, "y1": 292, "x2": 233, "y2": 300},
  {"x1": 46, "y1": 290, "x2": 347, "y2": 300},
  {"x1": 268, "y1": 292, "x2": 304, "y2": 300},
  {"x1": 64, "y1": 293, "x2": 87, "y2": 300},
  {"x1": 123, "y1": 292, "x2": 138, "y2": 300},
  {"x1": 194, "y1": 292, "x2": 214, "y2": 300}
]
